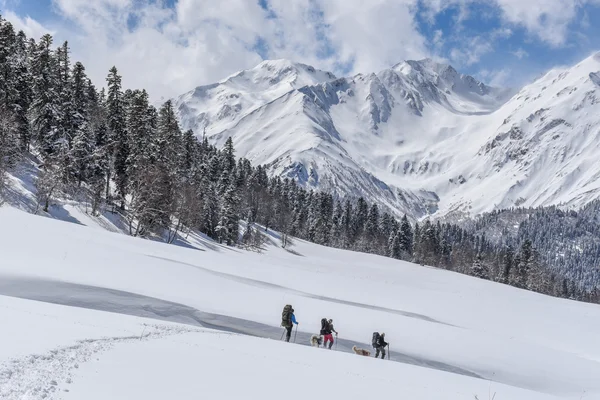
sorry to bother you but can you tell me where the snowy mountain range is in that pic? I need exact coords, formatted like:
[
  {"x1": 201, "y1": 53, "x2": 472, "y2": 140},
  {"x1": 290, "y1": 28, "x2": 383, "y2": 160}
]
[{"x1": 174, "y1": 53, "x2": 600, "y2": 218}]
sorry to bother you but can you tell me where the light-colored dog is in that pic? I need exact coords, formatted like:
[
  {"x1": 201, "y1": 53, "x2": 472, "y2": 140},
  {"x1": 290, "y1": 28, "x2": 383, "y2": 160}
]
[
  {"x1": 310, "y1": 334, "x2": 323, "y2": 347},
  {"x1": 352, "y1": 345, "x2": 371, "y2": 356}
]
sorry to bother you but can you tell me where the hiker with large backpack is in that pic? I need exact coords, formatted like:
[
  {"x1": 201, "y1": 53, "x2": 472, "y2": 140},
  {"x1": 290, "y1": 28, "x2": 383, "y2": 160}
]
[
  {"x1": 372, "y1": 332, "x2": 388, "y2": 359},
  {"x1": 320, "y1": 318, "x2": 338, "y2": 349},
  {"x1": 281, "y1": 305, "x2": 298, "y2": 342}
]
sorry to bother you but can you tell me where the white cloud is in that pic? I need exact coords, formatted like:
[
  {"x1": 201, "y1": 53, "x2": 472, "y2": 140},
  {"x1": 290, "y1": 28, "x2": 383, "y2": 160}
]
[
  {"x1": 2, "y1": 10, "x2": 54, "y2": 39},
  {"x1": 1, "y1": 0, "x2": 597, "y2": 102},
  {"x1": 479, "y1": 67, "x2": 511, "y2": 87},
  {"x1": 421, "y1": 0, "x2": 597, "y2": 47},
  {"x1": 494, "y1": 0, "x2": 579, "y2": 47},
  {"x1": 511, "y1": 48, "x2": 528, "y2": 59},
  {"x1": 318, "y1": 0, "x2": 428, "y2": 73},
  {"x1": 2, "y1": 0, "x2": 429, "y2": 101},
  {"x1": 449, "y1": 36, "x2": 493, "y2": 66}
]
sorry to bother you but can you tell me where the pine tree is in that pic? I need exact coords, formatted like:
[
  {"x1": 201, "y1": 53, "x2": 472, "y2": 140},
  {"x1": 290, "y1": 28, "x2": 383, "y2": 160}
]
[
  {"x1": 352, "y1": 197, "x2": 368, "y2": 247},
  {"x1": 106, "y1": 66, "x2": 128, "y2": 207},
  {"x1": 56, "y1": 41, "x2": 73, "y2": 147},
  {"x1": 518, "y1": 240, "x2": 534, "y2": 289},
  {"x1": 200, "y1": 181, "x2": 219, "y2": 238},
  {"x1": 217, "y1": 180, "x2": 240, "y2": 246},
  {"x1": 0, "y1": 25, "x2": 32, "y2": 152},
  {"x1": 69, "y1": 62, "x2": 93, "y2": 186},
  {"x1": 499, "y1": 246, "x2": 513, "y2": 284},
  {"x1": 471, "y1": 252, "x2": 488, "y2": 279},
  {"x1": 30, "y1": 34, "x2": 61, "y2": 158},
  {"x1": 389, "y1": 232, "x2": 402, "y2": 259},
  {"x1": 365, "y1": 203, "x2": 380, "y2": 251},
  {"x1": 88, "y1": 88, "x2": 109, "y2": 214},
  {"x1": 341, "y1": 200, "x2": 353, "y2": 247},
  {"x1": 222, "y1": 136, "x2": 236, "y2": 174},
  {"x1": 398, "y1": 215, "x2": 413, "y2": 258},
  {"x1": 0, "y1": 106, "x2": 19, "y2": 199},
  {"x1": 0, "y1": 18, "x2": 17, "y2": 109},
  {"x1": 126, "y1": 89, "x2": 152, "y2": 189},
  {"x1": 330, "y1": 201, "x2": 343, "y2": 248}
]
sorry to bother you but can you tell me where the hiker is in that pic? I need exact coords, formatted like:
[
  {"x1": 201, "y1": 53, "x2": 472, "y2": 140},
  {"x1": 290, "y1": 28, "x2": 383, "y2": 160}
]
[
  {"x1": 320, "y1": 318, "x2": 338, "y2": 349},
  {"x1": 372, "y1": 332, "x2": 388, "y2": 359},
  {"x1": 281, "y1": 304, "x2": 299, "y2": 342}
]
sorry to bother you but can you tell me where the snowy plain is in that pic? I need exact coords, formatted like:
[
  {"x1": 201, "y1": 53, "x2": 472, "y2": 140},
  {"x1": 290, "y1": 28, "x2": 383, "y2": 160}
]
[{"x1": 1, "y1": 204, "x2": 600, "y2": 399}]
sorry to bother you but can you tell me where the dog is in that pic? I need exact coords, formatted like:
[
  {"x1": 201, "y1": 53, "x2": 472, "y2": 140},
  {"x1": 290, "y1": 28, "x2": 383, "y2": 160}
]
[
  {"x1": 352, "y1": 345, "x2": 371, "y2": 357},
  {"x1": 310, "y1": 334, "x2": 323, "y2": 347}
]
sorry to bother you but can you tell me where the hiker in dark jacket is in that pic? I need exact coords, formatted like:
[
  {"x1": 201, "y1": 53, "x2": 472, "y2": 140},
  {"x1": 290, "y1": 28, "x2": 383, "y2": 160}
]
[
  {"x1": 373, "y1": 332, "x2": 388, "y2": 359},
  {"x1": 281, "y1": 305, "x2": 298, "y2": 342},
  {"x1": 320, "y1": 318, "x2": 338, "y2": 349}
]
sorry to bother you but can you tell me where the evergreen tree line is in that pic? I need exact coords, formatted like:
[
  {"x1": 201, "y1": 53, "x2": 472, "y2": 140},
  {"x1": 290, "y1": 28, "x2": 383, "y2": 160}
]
[
  {"x1": 473, "y1": 205, "x2": 600, "y2": 302},
  {"x1": 0, "y1": 18, "x2": 597, "y2": 303}
]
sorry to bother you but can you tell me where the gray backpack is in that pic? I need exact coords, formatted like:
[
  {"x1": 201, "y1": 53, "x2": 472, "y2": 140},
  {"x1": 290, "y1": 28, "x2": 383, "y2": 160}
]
[
  {"x1": 281, "y1": 305, "x2": 293, "y2": 327},
  {"x1": 372, "y1": 332, "x2": 380, "y2": 347}
]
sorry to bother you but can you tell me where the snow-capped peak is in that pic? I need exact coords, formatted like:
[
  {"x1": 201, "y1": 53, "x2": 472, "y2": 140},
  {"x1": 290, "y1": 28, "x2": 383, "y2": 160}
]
[
  {"x1": 394, "y1": 58, "x2": 496, "y2": 98},
  {"x1": 174, "y1": 52, "x2": 600, "y2": 219},
  {"x1": 222, "y1": 59, "x2": 337, "y2": 91}
]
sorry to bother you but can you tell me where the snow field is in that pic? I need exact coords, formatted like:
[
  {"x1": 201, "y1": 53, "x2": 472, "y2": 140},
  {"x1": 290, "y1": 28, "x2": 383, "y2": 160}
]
[
  {"x1": 1, "y1": 295, "x2": 553, "y2": 400},
  {"x1": 1, "y1": 207, "x2": 600, "y2": 399}
]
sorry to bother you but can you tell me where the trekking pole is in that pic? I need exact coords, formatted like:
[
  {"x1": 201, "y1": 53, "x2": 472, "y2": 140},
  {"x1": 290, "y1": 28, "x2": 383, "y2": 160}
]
[
  {"x1": 387, "y1": 343, "x2": 390, "y2": 360},
  {"x1": 335, "y1": 334, "x2": 338, "y2": 351},
  {"x1": 280, "y1": 328, "x2": 286, "y2": 341},
  {"x1": 293, "y1": 324, "x2": 298, "y2": 343}
]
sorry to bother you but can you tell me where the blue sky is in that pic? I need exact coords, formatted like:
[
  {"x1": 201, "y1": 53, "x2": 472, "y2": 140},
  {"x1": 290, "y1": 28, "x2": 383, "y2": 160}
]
[
  {"x1": 2, "y1": 0, "x2": 599, "y2": 98},
  {"x1": 415, "y1": 1, "x2": 600, "y2": 86}
]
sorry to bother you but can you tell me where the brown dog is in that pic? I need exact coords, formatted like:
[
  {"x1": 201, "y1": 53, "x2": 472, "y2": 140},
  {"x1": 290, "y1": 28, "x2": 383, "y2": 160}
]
[{"x1": 352, "y1": 345, "x2": 371, "y2": 356}]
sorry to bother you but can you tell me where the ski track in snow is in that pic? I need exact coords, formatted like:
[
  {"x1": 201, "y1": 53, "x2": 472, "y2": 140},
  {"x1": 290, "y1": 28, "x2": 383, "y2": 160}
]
[
  {"x1": 0, "y1": 275, "x2": 481, "y2": 381},
  {"x1": 148, "y1": 255, "x2": 454, "y2": 327},
  {"x1": 0, "y1": 324, "x2": 200, "y2": 400}
]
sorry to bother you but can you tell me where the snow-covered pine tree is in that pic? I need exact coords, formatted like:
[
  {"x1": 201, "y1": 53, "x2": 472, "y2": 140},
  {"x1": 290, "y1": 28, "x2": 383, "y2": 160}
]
[
  {"x1": 365, "y1": 203, "x2": 380, "y2": 252},
  {"x1": 351, "y1": 197, "x2": 368, "y2": 248},
  {"x1": 216, "y1": 179, "x2": 240, "y2": 246},
  {"x1": 106, "y1": 66, "x2": 128, "y2": 207},
  {"x1": 471, "y1": 252, "x2": 488, "y2": 279},
  {"x1": 152, "y1": 100, "x2": 184, "y2": 228},
  {"x1": 222, "y1": 136, "x2": 236, "y2": 175},
  {"x1": 330, "y1": 201, "x2": 343, "y2": 248},
  {"x1": 379, "y1": 212, "x2": 394, "y2": 249},
  {"x1": 517, "y1": 240, "x2": 534, "y2": 289},
  {"x1": 56, "y1": 41, "x2": 73, "y2": 146},
  {"x1": 126, "y1": 89, "x2": 152, "y2": 190},
  {"x1": 13, "y1": 30, "x2": 32, "y2": 151},
  {"x1": 69, "y1": 62, "x2": 94, "y2": 186},
  {"x1": 200, "y1": 180, "x2": 219, "y2": 238},
  {"x1": 30, "y1": 34, "x2": 61, "y2": 158},
  {"x1": 88, "y1": 87, "x2": 109, "y2": 213},
  {"x1": 499, "y1": 245, "x2": 513, "y2": 284},
  {"x1": 398, "y1": 215, "x2": 413, "y2": 258},
  {"x1": 0, "y1": 17, "x2": 17, "y2": 113},
  {"x1": 389, "y1": 232, "x2": 402, "y2": 259},
  {"x1": 340, "y1": 200, "x2": 353, "y2": 248},
  {"x1": 0, "y1": 105, "x2": 19, "y2": 200}
]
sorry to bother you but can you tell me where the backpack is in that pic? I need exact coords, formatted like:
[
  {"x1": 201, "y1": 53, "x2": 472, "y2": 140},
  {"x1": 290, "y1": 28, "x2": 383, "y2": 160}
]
[
  {"x1": 372, "y1": 332, "x2": 380, "y2": 347},
  {"x1": 281, "y1": 305, "x2": 293, "y2": 327},
  {"x1": 320, "y1": 318, "x2": 329, "y2": 334},
  {"x1": 321, "y1": 318, "x2": 328, "y2": 330}
]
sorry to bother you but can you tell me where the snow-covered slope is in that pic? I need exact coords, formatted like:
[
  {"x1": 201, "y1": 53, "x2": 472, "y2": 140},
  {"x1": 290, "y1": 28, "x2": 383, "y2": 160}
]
[
  {"x1": 1, "y1": 207, "x2": 600, "y2": 399},
  {"x1": 174, "y1": 52, "x2": 600, "y2": 218}
]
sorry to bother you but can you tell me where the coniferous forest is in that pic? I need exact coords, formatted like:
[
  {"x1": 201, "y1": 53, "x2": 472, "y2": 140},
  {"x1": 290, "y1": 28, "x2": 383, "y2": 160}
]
[{"x1": 1, "y1": 16, "x2": 599, "y2": 303}]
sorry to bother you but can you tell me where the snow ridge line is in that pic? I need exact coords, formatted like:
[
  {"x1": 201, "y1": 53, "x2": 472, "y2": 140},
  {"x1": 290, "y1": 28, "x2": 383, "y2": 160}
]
[{"x1": 0, "y1": 324, "x2": 198, "y2": 400}]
